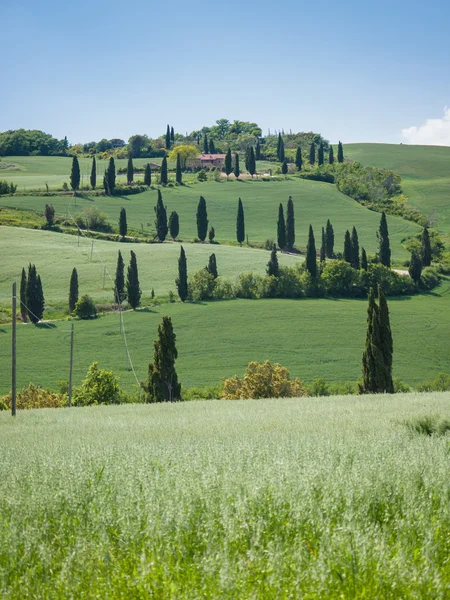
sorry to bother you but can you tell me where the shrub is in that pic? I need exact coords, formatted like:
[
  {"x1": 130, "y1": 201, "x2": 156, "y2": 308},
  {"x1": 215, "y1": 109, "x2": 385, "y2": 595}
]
[
  {"x1": 417, "y1": 372, "x2": 450, "y2": 392},
  {"x1": 308, "y1": 378, "x2": 330, "y2": 396},
  {"x1": 182, "y1": 384, "x2": 224, "y2": 401},
  {"x1": 235, "y1": 272, "x2": 263, "y2": 299},
  {"x1": 212, "y1": 278, "x2": 236, "y2": 300},
  {"x1": 420, "y1": 267, "x2": 440, "y2": 291},
  {"x1": 0, "y1": 180, "x2": 17, "y2": 195},
  {"x1": 188, "y1": 269, "x2": 216, "y2": 301},
  {"x1": 75, "y1": 206, "x2": 110, "y2": 231},
  {"x1": 222, "y1": 360, "x2": 307, "y2": 399},
  {"x1": 1, "y1": 384, "x2": 66, "y2": 410},
  {"x1": 320, "y1": 260, "x2": 359, "y2": 296},
  {"x1": 197, "y1": 169, "x2": 207, "y2": 182},
  {"x1": 73, "y1": 362, "x2": 121, "y2": 406},
  {"x1": 359, "y1": 264, "x2": 415, "y2": 296},
  {"x1": 405, "y1": 415, "x2": 450, "y2": 437},
  {"x1": 74, "y1": 295, "x2": 97, "y2": 319}
]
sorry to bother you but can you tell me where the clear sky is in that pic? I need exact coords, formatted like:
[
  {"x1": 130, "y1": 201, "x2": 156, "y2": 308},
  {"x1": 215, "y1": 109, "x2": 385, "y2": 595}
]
[{"x1": 2, "y1": 0, "x2": 450, "y2": 145}]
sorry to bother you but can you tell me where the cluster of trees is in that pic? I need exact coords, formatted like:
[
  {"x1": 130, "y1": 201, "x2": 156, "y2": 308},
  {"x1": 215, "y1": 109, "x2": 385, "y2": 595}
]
[
  {"x1": 19, "y1": 265, "x2": 45, "y2": 323},
  {"x1": 0, "y1": 129, "x2": 69, "y2": 156},
  {"x1": 0, "y1": 181, "x2": 17, "y2": 195},
  {"x1": 408, "y1": 227, "x2": 432, "y2": 284}
]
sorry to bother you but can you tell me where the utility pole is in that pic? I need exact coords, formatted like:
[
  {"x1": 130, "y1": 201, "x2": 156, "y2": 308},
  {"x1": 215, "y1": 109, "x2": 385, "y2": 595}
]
[
  {"x1": 68, "y1": 324, "x2": 74, "y2": 407},
  {"x1": 11, "y1": 282, "x2": 16, "y2": 417}
]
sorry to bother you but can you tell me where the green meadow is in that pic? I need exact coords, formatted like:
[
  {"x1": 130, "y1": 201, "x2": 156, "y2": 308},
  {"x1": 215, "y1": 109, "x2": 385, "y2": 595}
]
[{"x1": 1, "y1": 393, "x2": 449, "y2": 597}]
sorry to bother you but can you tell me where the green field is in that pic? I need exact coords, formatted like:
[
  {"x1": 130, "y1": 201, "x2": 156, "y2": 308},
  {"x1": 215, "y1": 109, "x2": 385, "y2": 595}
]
[
  {"x1": 1, "y1": 277, "x2": 449, "y2": 394},
  {"x1": 346, "y1": 143, "x2": 450, "y2": 237},
  {"x1": 1, "y1": 394, "x2": 449, "y2": 597}
]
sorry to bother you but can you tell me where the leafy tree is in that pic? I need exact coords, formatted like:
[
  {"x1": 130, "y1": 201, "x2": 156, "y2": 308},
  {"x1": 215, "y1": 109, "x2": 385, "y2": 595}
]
[
  {"x1": 70, "y1": 156, "x2": 80, "y2": 193},
  {"x1": 196, "y1": 196, "x2": 208, "y2": 241},
  {"x1": 318, "y1": 142, "x2": 324, "y2": 166},
  {"x1": 20, "y1": 267, "x2": 27, "y2": 322},
  {"x1": 236, "y1": 198, "x2": 245, "y2": 246},
  {"x1": 351, "y1": 226, "x2": 360, "y2": 269},
  {"x1": 203, "y1": 134, "x2": 209, "y2": 154},
  {"x1": 320, "y1": 227, "x2": 326, "y2": 263},
  {"x1": 281, "y1": 159, "x2": 288, "y2": 175},
  {"x1": 337, "y1": 141, "x2": 344, "y2": 163},
  {"x1": 169, "y1": 210, "x2": 179, "y2": 240},
  {"x1": 143, "y1": 316, "x2": 181, "y2": 403},
  {"x1": 73, "y1": 362, "x2": 120, "y2": 406},
  {"x1": 306, "y1": 225, "x2": 317, "y2": 278},
  {"x1": 160, "y1": 156, "x2": 168, "y2": 185},
  {"x1": 409, "y1": 250, "x2": 422, "y2": 284},
  {"x1": 176, "y1": 153, "x2": 182, "y2": 185},
  {"x1": 206, "y1": 253, "x2": 218, "y2": 279},
  {"x1": 421, "y1": 227, "x2": 432, "y2": 267},
  {"x1": 127, "y1": 250, "x2": 141, "y2": 309},
  {"x1": 106, "y1": 157, "x2": 116, "y2": 192},
  {"x1": 90, "y1": 156, "x2": 96, "y2": 189},
  {"x1": 255, "y1": 138, "x2": 261, "y2": 160},
  {"x1": 361, "y1": 247, "x2": 368, "y2": 271},
  {"x1": 74, "y1": 295, "x2": 97, "y2": 319},
  {"x1": 343, "y1": 230, "x2": 352, "y2": 264},
  {"x1": 119, "y1": 207, "x2": 127, "y2": 239},
  {"x1": 277, "y1": 203, "x2": 286, "y2": 250},
  {"x1": 222, "y1": 360, "x2": 307, "y2": 399},
  {"x1": 165, "y1": 124, "x2": 171, "y2": 150},
  {"x1": 144, "y1": 163, "x2": 151, "y2": 186},
  {"x1": 155, "y1": 189, "x2": 168, "y2": 242},
  {"x1": 127, "y1": 155, "x2": 134, "y2": 184},
  {"x1": 176, "y1": 246, "x2": 188, "y2": 302},
  {"x1": 248, "y1": 146, "x2": 256, "y2": 176},
  {"x1": 295, "y1": 146, "x2": 303, "y2": 171},
  {"x1": 168, "y1": 144, "x2": 198, "y2": 167},
  {"x1": 329, "y1": 145, "x2": 334, "y2": 164},
  {"x1": 286, "y1": 196, "x2": 295, "y2": 250},
  {"x1": 225, "y1": 148, "x2": 232, "y2": 178},
  {"x1": 234, "y1": 153, "x2": 240, "y2": 179},
  {"x1": 26, "y1": 263, "x2": 45, "y2": 323},
  {"x1": 378, "y1": 211, "x2": 391, "y2": 267},
  {"x1": 325, "y1": 219, "x2": 334, "y2": 258},
  {"x1": 309, "y1": 143, "x2": 315, "y2": 166},
  {"x1": 115, "y1": 250, "x2": 125, "y2": 304},
  {"x1": 69, "y1": 267, "x2": 79, "y2": 313},
  {"x1": 44, "y1": 203, "x2": 55, "y2": 227},
  {"x1": 170, "y1": 126, "x2": 175, "y2": 143},
  {"x1": 267, "y1": 244, "x2": 279, "y2": 277}
]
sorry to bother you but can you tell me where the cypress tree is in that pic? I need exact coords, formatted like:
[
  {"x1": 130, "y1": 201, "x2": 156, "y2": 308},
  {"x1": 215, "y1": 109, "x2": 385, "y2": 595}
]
[
  {"x1": 165, "y1": 125, "x2": 171, "y2": 150},
  {"x1": 309, "y1": 143, "x2": 315, "y2": 166},
  {"x1": 127, "y1": 250, "x2": 141, "y2": 309},
  {"x1": 267, "y1": 244, "x2": 279, "y2": 277},
  {"x1": 107, "y1": 157, "x2": 116, "y2": 192},
  {"x1": 409, "y1": 250, "x2": 422, "y2": 284},
  {"x1": 155, "y1": 189, "x2": 168, "y2": 242},
  {"x1": 421, "y1": 227, "x2": 432, "y2": 266},
  {"x1": 325, "y1": 219, "x2": 334, "y2": 258},
  {"x1": 69, "y1": 267, "x2": 79, "y2": 313},
  {"x1": 277, "y1": 203, "x2": 286, "y2": 250},
  {"x1": 306, "y1": 225, "x2": 317, "y2": 278},
  {"x1": 208, "y1": 226, "x2": 215, "y2": 243},
  {"x1": 127, "y1": 155, "x2": 134, "y2": 184},
  {"x1": 103, "y1": 171, "x2": 110, "y2": 195},
  {"x1": 196, "y1": 196, "x2": 208, "y2": 242},
  {"x1": 328, "y1": 145, "x2": 334, "y2": 164},
  {"x1": 44, "y1": 203, "x2": 55, "y2": 228},
  {"x1": 248, "y1": 146, "x2": 256, "y2": 177},
  {"x1": 255, "y1": 138, "x2": 261, "y2": 160},
  {"x1": 209, "y1": 139, "x2": 216, "y2": 154},
  {"x1": 234, "y1": 153, "x2": 240, "y2": 179},
  {"x1": 203, "y1": 134, "x2": 209, "y2": 154},
  {"x1": 236, "y1": 198, "x2": 245, "y2": 246},
  {"x1": 351, "y1": 226, "x2": 360, "y2": 269},
  {"x1": 320, "y1": 227, "x2": 326, "y2": 263},
  {"x1": 378, "y1": 211, "x2": 391, "y2": 267},
  {"x1": 277, "y1": 133, "x2": 282, "y2": 160},
  {"x1": 206, "y1": 253, "x2": 218, "y2": 279},
  {"x1": 343, "y1": 230, "x2": 352, "y2": 264},
  {"x1": 318, "y1": 142, "x2": 324, "y2": 166},
  {"x1": 90, "y1": 156, "x2": 96, "y2": 189},
  {"x1": 337, "y1": 141, "x2": 344, "y2": 163},
  {"x1": 281, "y1": 159, "x2": 288, "y2": 175},
  {"x1": 378, "y1": 286, "x2": 394, "y2": 393},
  {"x1": 245, "y1": 147, "x2": 250, "y2": 172},
  {"x1": 176, "y1": 246, "x2": 188, "y2": 302},
  {"x1": 169, "y1": 211, "x2": 179, "y2": 240},
  {"x1": 295, "y1": 146, "x2": 303, "y2": 171},
  {"x1": 143, "y1": 316, "x2": 181, "y2": 403},
  {"x1": 70, "y1": 156, "x2": 80, "y2": 194},
  {"x1": 119, "y1": 207, "x2": 127, "y2": 239},
  {"x1": 36, "y1": 275, "x2": 44, "y2": 321},
  {"x1": 285, "y1": 196, "x2": 295, "y2": 250},
  {"x1": 279, "y1": 136, "x2": 285, "y2": 162},
  {"x1": 176, "y1": 153, "x2": 182, "y2": 185},
  {"x1": 115, "y1": 250, "x2": 125, "y2": 304},
  {"x1": 160, "y1": 156, "x2": 168, "y2": 185},
  {"x1": 20, "y1": 267, "x2": 27, "y2": 322},
  {"x1": 170, "y1": 126, "x2": 175, "y2": 143},
  {"x1": 225, "y1": 148, "x2": 232, "y2": 178},
  {"x1": 361, "y1": 247, "x2": 368, "y2": 271},
  {"x1": 144, "y1": 163, "x2": 151, "y2": 186},
  {"x1": 26, "y1": 264, "x2": 44, "y2": 323}
]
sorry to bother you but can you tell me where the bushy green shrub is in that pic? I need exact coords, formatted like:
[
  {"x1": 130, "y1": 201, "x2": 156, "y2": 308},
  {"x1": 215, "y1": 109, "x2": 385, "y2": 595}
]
[
  {"x1": 359, "y1": 264, "x2": 415, "y2": 296},
  {"x1": 73, "y1": 362, "x2": 121, "y2": 406},
  {"x1": 417, "y1": 372, "x2": 450, "y2": 392},
  {"x1": 197, "y1": 169, "x2": 207, "y2": 182},
  {"x1": 405, "y1": 415, "x2": 450, "y2": 436},
  {"x1": 308, "y1": 378, "x2": 330, "y2": 396},
  {"x1": 235, "y1": 273, "x2": 263, "y2": 299},
  {"x1": 75, "y1": 206, "x2": 110, "y2": 231},
  {"x1": 420, "y1": 267, "x2": 440, "y2": 290},
  {"x1": 222, "y1": 361, "x2": 307, "y2": 399},
  {"x1": 182, "y1": 384, "x2": 224, "y2": 401},
  {"x1": 188, "y1": 269, "x2": 216, "y2": 301},
  {"x1": 320, "y1": 261, "x2": 359, "y2": 296},
  {"x1": 74, "y1": 295, "x2": 97, "y2": 319},
  {"x1": 0, "y1": 180, "x2": 17, "y2": 195},
  {"x1": 212, "y1": 278, "x2": 236, "y2": 299},
  {"x1": 1, "y1": 384, "x2": 66, "y2": 410}
]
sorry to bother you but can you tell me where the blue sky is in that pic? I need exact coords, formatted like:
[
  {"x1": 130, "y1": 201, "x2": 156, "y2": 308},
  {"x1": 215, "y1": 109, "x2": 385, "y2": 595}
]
[{"x1": 2, "y1": 0, "x2": 450, "y2": 145}]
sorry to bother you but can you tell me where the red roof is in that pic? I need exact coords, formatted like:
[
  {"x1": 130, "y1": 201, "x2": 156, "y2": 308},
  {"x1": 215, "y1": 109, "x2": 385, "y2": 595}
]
[{"x1": 200, "y1": 154, "x2": 226, "y2": 160}]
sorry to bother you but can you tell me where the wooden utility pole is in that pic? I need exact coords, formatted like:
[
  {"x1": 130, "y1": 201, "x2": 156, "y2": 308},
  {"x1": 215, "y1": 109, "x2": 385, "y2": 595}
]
[
  {"x1": 11, "y1": 282, "x2": 16, "y2": 417},
  {"x1": 68, "y1": 324, "x2": 74, "y2": 407}
]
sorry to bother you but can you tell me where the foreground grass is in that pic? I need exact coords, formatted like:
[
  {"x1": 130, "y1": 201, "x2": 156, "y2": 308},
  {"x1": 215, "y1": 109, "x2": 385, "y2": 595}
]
[{"x1": 1, "y1": 393, "x2": 449, "y2": 597}]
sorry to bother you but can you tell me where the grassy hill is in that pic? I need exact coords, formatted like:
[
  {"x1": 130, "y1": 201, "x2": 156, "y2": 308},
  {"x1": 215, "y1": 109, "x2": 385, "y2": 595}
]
[
  {"x1": 1, "y1": 393, "x2": 449, "y2": 597},
  {"x1": 345, "y1": 143, "x2": 450, "y2": 238}
]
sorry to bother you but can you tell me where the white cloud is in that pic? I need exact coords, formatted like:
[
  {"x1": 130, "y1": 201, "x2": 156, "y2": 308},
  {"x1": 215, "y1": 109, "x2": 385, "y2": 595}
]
[{"x1": 402, "y1": 107, "x2": 450, "y2": 146}]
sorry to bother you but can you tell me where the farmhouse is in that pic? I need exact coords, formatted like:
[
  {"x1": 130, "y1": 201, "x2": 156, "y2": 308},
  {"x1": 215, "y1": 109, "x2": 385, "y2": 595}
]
[{"x1": 188, "y1": 153, "x2": 226, "y2": 169}]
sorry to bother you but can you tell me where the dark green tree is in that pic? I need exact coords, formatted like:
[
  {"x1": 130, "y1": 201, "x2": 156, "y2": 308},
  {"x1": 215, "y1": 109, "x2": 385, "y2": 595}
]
[
  {"x1": 281, "y1": 159, "x2": 288, "y2": 175},
  {"x1": 421, "y1": 227, "x2": 432, "y2": 267},
  {"x1": 127, "y1": 154, "x2": 134, "y2": 184},
  {"x1": 306, "y1": 225, "x2": 317, "y2": 278},
  {"x1": 70, "y1": 156, "x2": 80, "y2": 193},
  {"x1": 378, "y1": 286, "x2": 394, "y2": 393},
  {"x1": 176, "y1": 246, "x2": 188, "y2": 302},
  {"x1": 144, "y1": 163, "x2": 151, "y2": 186},
  {"x1": 295, "y1": 146, "x2": 303, "y2": 171},
  {"x1": 45, "y1": 203, "x2": 55, "y2": 228},
  {"x1": 328, "y1": 145, "x2": 334, "y2": 164},
  {"x1": 248, "y1": 146, "x2": 256, "y2": 176},
  {"x1": 351, "y1": 226, "x2": 360, "y2": 269},
  {"x1": 155, "y1": 189, "x2": 168, "y2": 242},
  {"x1": 143, "y1": 316, "x2": 181, "y2": 402},
  {"x1": 337, "y1": 141, "x2": 344, "y2": 163},
  {"x1": 127, "y1": 250, "x2": 141, "y2": 309},
  {"x1": 165, "y1": 125, "x2": 171, "y2": 150},
  {"x1": 26, "y1": 263, "x2": 44, "y2": 323},
  {"x1": 103, "y1": 171, "x2": 110, "y2": 195},
  {"x1": 115, "y1": 250, "x2": 125, "y2": 304},
  {"x1": 378, "y1": 211, "x2": 391, "y2": 267},
  {"x1": 106, "y1": 157, "x2": 116, "y2": 192},
  {"x1": 325, "y1": 219, "x2": 334, "y2": 258},
  {"x1": 234, "y1": 153, "x2": 240, "y2": 179},
  {"x1": 208, "y1": 226, "x2": 215, "y2": 243},
  {"x1": 176, "y1": 153, "x2": 182, "y2": 185},
  {"x1": 277, "y1": 203, "x2": 286, "y2": 250},
  {"x1": 169, "y1": 211, "x2": 179, "y2": 240},
  {"x1": 196, "y1": 196, "x2": 208, "y2": 242},
  {"x1": 90, "y1": 156, "x2": 96, "y2": 189},
  {"x1": 361, "y1": 247, "x2": 368, "y2": 271},
  {"x1": 203, "y1": 134, "x2": 209, "y2": 154},
  {"x1": 170, "y1": 126, "x2": 175, "y2": 143},
  {"x1": 209, "y1": 139, "x2": 216, "y2": 154},
  {"x1": 318, "y1": 142, "x2": 324, "y2": 166},
  {"x1": 225, "y1": 148, "x2": 232, "y2": 178},
  {"x1": 279, "y1": 136, "x2": 285, "y2": 162},
  {"x1": 206, "y1": 253, "x2": 218, "y2": 279},
  {"x1": 286, "y1": 196, "x2": 295, "y2": 250},
  {"x1": 236, "y1": 198, "x2": 245, "y2": 246},
  {"x1": 343, "y1": 230, "x2": 353, "y2": 264},
  {"x1": 320, "y1": 227, "x2": 326, "y2": 263},
  {"x1": 69, "y1": 267, "x2": 79, "y2": 313},
  {"x1": 309, "y1": 143, "x2": 316, "y2": 166},
  {"x1": 20, "y1": 267, "x2": 27, "y2": 322},
  {"x1": 409, "y1": 250, "x2": 422, "y2": 284},
  {"x1": 119, "y1": 207, "x2": 127, "y2": 239},
  {"x1": 267, "y1": 244, "x2": 279, "y2": 277},
  {"x1": 160, "y1": 156, "x2": 168, "y2": 185},
  {"x1": 255, "y1": 138, "x2": 261, "y2": 160}
]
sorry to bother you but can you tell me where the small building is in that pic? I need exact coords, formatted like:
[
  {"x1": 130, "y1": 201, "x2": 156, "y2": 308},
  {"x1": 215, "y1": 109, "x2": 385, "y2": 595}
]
[{"x1": 188, "y1": 153, "x2": 226, "y2": 169}]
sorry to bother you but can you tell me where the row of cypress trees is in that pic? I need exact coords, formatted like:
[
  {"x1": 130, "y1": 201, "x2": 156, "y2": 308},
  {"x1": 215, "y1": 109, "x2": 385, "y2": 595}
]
[{"x1": 19, "y1": 264, "x2": 45, "y2": 323}]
